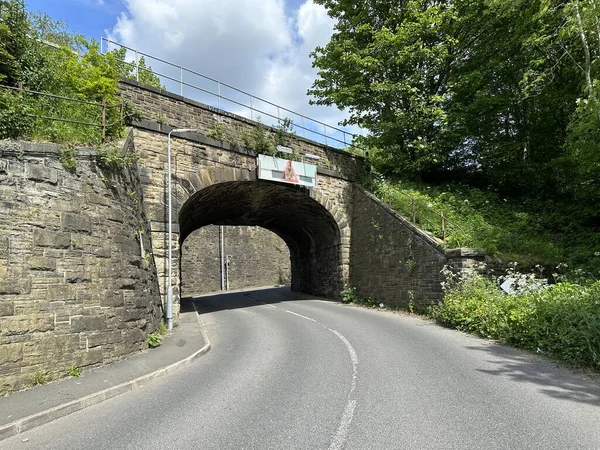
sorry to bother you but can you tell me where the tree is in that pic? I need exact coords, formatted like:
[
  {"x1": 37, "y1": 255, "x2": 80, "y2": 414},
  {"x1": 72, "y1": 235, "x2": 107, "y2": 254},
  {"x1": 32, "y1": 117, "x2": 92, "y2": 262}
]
[
  {"x1": 309, "y1": 0, "x2": 459, "y2": 178},
  {"x1": 0, "y1": 0, "x2": 29, "y2": 85},
  {"x1": 309, "y1": 0, "x2": 593, "y2": 198}
]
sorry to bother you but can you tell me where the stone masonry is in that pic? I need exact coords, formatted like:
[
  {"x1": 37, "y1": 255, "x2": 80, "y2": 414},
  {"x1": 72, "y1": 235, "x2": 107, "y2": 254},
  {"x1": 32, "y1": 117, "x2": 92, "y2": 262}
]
[
  {"x1": 351, "y1": 187, "x2": 487, "y2": 307},
  {"x1": 181, "y1": 225, "x2": 290, "y2": 297},
  {"x1": 131, "y1": 121, "x2": 355, "y2": 313},
  {"x1": 0, "y1": 137, "x2": 162, "y2": 391}
]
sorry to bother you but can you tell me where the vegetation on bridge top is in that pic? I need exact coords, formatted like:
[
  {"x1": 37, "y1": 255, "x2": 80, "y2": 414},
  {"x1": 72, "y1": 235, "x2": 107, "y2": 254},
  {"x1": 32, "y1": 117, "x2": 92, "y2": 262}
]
[{"x1": 0, "y1": 0, "x2": 160, "y2": 144}]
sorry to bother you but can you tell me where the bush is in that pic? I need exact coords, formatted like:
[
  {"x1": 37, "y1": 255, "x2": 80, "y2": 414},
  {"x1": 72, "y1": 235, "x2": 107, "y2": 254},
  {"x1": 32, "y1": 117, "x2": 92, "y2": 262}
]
[
  {"x1": 147, "y1": 332, "x2": 162, "y2": 348},
  {"x1": 429, "y1": 269, "x2": 600, "y2": 369}
]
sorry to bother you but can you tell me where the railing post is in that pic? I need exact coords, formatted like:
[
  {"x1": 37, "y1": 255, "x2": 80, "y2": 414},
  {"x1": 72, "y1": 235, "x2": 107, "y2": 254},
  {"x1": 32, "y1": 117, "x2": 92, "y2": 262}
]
[
  {"x1": 135, "y1": 50, "x2": 139, "y2": 82},
  {"x1": 411, "y1": 197, "x2": 416, "y2": 223},
  {"x1": 101, "y1": 99, "x2": 106, "y2": 143},
  {"x1": 277, "y1": 106, "x2": 280, "y2": 124},
  {"x1": 180, "y1": 67, "x2": 183, "y2": 96},
  {"x1": 217, "y1": 81, "x2": 221, "y2": 109},
  {"x1": 441, "y1": 212, "x2": 446, "y2": 243},
  {"x1": 301, "y1": 116, "x2": 305, "y2": 137},
  {"x1": 324, "y1": 124, "x2": 328, "y2": 146},
  {"x1": 249, "y1": 95, "x2": 254, "y2": 121}
]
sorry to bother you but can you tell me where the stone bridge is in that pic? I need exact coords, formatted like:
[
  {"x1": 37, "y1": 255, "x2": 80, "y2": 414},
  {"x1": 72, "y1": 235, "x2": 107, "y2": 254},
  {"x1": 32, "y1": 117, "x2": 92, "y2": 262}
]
[
  {"x1": 120, "y1": 79, "x2": 486, "y2": 319},
  {"x1": 0, "y1": 80, "x2": 487, "y2": 390}
]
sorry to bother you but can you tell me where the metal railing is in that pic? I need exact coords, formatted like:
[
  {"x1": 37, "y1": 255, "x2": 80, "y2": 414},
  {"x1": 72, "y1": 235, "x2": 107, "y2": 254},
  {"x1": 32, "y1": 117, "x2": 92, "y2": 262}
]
[
  {"x1": 100, "y1": 38, "x2": 362, "y2": 152},
  {"x1": 1, "y1": 84, "x2": 123, "y2": 142},
  {"x1": 370, "y1": 178, "x2": 470, "y2": 247},
  {"x1": 95, "y1": 39, "x2": 469, "y2": 246}
]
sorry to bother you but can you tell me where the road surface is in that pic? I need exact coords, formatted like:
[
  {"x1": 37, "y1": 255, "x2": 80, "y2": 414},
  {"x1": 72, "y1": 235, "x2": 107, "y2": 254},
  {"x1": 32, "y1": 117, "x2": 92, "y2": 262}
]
[{"x1": 3, "y1": 287, "x2": 600, "y2": 449}]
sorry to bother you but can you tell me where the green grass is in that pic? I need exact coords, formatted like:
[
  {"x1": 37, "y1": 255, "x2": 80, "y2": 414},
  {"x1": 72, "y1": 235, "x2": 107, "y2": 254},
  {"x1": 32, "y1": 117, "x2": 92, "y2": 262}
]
[{"x1": 367, "y1": 177, "x2": 600, "y2": 274}]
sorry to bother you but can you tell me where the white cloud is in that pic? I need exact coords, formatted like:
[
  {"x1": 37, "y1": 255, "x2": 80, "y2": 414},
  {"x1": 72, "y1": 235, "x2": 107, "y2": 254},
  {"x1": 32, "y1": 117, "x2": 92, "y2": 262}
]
[{"x1": 108, "y1": 0, "x2": 360, "y2": 146}]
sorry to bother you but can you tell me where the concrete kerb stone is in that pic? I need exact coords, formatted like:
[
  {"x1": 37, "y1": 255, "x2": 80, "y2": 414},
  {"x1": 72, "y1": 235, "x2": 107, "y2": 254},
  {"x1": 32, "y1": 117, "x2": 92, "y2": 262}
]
[{"x1": 0, "y1": 309, "x2": 211, "y2": 441}]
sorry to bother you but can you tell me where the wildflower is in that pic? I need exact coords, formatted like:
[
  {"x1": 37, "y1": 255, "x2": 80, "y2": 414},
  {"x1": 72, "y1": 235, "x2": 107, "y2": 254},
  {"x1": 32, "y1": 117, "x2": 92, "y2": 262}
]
[
  {"x1": 594, "y1": 251, "x2": 600, "y2": 257},
  {"x1": 379, "y1": 303, "x2": 384, "y2": 308}
]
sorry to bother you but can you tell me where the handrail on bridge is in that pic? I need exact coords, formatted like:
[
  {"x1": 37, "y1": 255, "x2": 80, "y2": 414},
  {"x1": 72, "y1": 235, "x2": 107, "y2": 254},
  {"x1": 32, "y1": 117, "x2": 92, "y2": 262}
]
[{"x1": 100, "y1": 38, "x2": 363, "y2": 152}]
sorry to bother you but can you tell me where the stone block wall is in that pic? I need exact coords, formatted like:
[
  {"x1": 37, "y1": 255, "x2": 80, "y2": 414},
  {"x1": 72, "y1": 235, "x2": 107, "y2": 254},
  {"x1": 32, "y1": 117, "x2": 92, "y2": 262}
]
[
  {"x1": 0, "y1": 138, "x2": 162, "y2": 391},
  {"x1": 350, "y1": 187, "x2": 487, "y2": 307},
  {"x1": 181, "y1": 225, "x2": 290, "y2": 297},
  {"x1": 119, "y1": 79, "x2": 365, "y2": 180}
]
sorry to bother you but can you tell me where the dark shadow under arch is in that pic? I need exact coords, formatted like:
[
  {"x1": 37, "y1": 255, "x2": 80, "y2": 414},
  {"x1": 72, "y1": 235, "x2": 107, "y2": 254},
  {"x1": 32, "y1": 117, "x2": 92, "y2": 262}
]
[{"x1": 179, "y1": 181, "x2": 342, "y2": 298}]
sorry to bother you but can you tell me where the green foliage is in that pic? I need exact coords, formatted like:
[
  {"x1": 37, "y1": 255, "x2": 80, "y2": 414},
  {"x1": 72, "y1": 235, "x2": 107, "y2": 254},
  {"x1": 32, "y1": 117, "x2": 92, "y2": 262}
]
[
  {"x1": 429, "y1": 270, "x2": 600, "y2": 369},
  {"x1": 0, "y1": 88, "x2": 33, "y2": 138},
  {"x1": 340, "y1": 286, "x2": 379, "y2": 307},
  {"x1": 158, "y1": 320, "x2": 168, "y2": 336},
  {"x1": 59, "y1": 144, "x2": 76, "y2": 171},
  {"x1": 0, "y1": 1, "x2": 160, "y2": 144},
  {"x1": 243, "y1": 117, "x2": 277, "y2": 155},
  {"x1": 340, "y1": 286, "x2": 360, "y2": 304},
  {"x1": 147, "y1": 331, "x2": 162, "y2": 348},
  {"x1": 67, "y1": 364, "x2": 81, "y2": 377},
  {"x1": 32, "y1": 369, "x2": 51, "y2": 385},
  {"x1": 311, "y1": 0, "x2": 600, "y2": 215},
  {"x1": 367, "y1": 176, "x2": 600, "y2": 275},
  {"x1": 96, "y1": 145, "x2": 137, "y2": 170}
]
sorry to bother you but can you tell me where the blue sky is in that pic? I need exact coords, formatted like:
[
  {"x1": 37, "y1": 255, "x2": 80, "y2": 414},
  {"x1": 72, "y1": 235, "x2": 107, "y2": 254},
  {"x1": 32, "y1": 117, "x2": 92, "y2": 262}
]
[{"x1": 23, "y1": 0, "x2": 357, "y2": 143}]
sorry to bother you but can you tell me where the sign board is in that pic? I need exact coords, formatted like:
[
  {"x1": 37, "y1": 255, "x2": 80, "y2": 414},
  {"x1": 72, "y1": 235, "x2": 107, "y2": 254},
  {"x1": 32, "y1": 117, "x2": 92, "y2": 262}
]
[{"x1": 257, "y1": 154, "x2": 317, "y2": 188}]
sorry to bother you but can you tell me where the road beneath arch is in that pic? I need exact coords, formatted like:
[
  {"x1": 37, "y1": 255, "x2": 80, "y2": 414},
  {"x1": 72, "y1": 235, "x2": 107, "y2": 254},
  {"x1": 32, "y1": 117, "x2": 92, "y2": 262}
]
[{"x1": 5, "y1": 288, "x2": 600, "y2": 449}]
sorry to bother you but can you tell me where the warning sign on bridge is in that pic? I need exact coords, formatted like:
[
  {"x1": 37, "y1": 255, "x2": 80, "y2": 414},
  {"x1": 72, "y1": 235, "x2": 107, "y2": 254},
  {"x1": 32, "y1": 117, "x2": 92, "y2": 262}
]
[
  {"x1": 257, "y1": 154, "x2": 317, "y2": 188},
  {"x1": 281, "y1": 160, "x2": 299, "y2": 183}
]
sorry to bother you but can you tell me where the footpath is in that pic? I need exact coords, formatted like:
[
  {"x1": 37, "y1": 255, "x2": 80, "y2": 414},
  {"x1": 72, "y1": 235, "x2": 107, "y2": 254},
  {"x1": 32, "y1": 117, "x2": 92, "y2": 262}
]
[{"x1": 0, "y1": 302, "x2": 210, "y2": 441}]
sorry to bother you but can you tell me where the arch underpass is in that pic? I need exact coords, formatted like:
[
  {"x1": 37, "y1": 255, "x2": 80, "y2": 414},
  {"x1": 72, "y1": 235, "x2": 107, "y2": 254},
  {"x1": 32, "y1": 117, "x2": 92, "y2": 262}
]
[{"x1": 178, "y1": 180, "x2": 342, "y2": 298}]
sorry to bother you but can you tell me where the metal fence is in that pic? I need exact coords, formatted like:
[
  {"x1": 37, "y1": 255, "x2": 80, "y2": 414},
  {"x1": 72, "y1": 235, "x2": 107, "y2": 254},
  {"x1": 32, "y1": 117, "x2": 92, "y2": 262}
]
[
  {"x1": 0, "y1": 83, "x2": 122, "y2": 142},
  {"x1": 14, "y1": 38, "x2": 470, "y2": 247},
  {"x1": 371, "y1": 178, "x2": 470, "y2": 247},
  {"x1": 100, "y1": 38, "x2": 361, "y2": 152}
]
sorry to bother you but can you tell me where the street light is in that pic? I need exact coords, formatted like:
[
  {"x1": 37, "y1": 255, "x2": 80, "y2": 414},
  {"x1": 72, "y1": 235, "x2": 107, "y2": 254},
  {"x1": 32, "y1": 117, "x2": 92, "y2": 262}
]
[{"x1": 166, "y1": 128, "x2": 196, "y2": 331}]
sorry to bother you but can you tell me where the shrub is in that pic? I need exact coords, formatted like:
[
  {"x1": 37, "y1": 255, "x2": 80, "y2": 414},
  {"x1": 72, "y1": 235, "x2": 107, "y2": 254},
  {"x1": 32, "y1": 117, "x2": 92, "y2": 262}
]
[
  {"x1": 429, "y1": 269, "x2": 600, "y2": 369},
  {"x1": 32, "y1": 369, "x2": 51, "y2": 385},
  {"x1": 67, "y1": 364, "x2": 81, "y2": 377},
  {"x1": 147, "y1": 331, "x2": 162, "y2": 348}
]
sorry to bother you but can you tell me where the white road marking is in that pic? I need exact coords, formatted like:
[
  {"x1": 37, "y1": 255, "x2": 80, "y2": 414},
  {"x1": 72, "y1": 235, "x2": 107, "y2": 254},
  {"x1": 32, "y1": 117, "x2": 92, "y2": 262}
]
[
  {"x1": 282, "y1": 309, "x2": 359, "y2": 450},
  {"x1": 285, "y1": 310, "x2": 317, "y2": 322}
]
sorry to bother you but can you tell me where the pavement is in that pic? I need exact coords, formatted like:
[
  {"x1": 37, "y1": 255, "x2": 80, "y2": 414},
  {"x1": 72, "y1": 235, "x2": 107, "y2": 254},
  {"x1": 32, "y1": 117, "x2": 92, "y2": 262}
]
[
  {"x1": 2, "y1": 287, "x2": 600, "y2": 449},
  {"x1": 0, "y1": 298, "x2": 210, "y2": 441}
]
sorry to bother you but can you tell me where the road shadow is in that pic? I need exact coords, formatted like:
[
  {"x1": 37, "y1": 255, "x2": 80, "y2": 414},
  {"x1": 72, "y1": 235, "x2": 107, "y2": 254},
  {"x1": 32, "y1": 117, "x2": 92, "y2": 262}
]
[
  {"x1": 184, "y1": 286, "x2": 333, "y2": 315},
  {"x1": 465, "y1": 343, "x2": 600, "y2": 407}
]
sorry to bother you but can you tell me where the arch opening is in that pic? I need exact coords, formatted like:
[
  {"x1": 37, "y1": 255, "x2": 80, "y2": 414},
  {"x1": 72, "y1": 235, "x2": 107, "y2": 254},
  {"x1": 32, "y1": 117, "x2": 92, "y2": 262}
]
[{"x1": 179, "y1": 181, "x2": 342, "y2": 298}]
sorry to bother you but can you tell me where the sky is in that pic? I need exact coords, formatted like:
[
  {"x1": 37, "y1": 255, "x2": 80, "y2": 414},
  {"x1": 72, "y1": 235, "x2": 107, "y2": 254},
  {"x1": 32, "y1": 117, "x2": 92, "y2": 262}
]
[{"x1": 25, "y1": 0, "x2": 359, "y2": 145}]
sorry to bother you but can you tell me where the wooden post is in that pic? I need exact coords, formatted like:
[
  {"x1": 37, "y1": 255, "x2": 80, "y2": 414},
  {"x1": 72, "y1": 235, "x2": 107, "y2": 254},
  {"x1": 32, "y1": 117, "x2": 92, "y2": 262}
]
[
  {"x1": 441, "y1": 212, "x2": 446, "y2": 243},
  {"x1": 18, "y1": 81, "x2": 23, "y2": 93},
  {"x1": 101, "y1": 99, "x2": 106, "y2": 142},
  {"x1": 411, "y1": 197, "x2": 416, "y2": 223},
  {"x1": 119, "y1": 101, "x2": 124, "y2": 126}
]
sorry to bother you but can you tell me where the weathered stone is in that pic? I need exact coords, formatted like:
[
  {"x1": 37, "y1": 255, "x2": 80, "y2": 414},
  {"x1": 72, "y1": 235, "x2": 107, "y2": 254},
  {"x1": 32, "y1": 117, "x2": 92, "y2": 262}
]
[
  {"x1": 0, "y1": 300, "x2": 14, "y2": 317},
  {"x1": 0, "y1": 315, "x2": 54, "y2": 336},
  {"x1": 46, "y1": 284, "x2": 76, "y2": 302},
  {"x1": 33, "y1": 229, "x2": 71, "y2": 248},
  {"x1": 0, "y1": 279, "x2": 31, "y2": 295},
  {"x1": 0, "y1": 237, "x2": 8, "y2": 259},
  {"x1": 61, "y1": 212, "x2": 92, "y2": 234},
  {"x1": 71, "y1": 315, "x2": 107, "y2": 333},
  {"x1": 26, "y1": 163, "x2": 58, "y2": 184},
  {"x1": 101, "y1": 290, "x2": 124, "y2": 307},
  {"x1": 28, "y1": 256, "x2": 57, "y2": 271},
  {"x1": 0, "y1": 342, "x2": 22, "y2": 364}
]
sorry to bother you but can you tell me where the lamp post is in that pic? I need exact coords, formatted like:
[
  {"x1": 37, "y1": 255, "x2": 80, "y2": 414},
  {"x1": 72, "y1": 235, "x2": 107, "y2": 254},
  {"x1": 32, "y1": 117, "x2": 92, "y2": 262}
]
[{"x1": 166, "y1": 128, "x2": 196, "y2": 331}]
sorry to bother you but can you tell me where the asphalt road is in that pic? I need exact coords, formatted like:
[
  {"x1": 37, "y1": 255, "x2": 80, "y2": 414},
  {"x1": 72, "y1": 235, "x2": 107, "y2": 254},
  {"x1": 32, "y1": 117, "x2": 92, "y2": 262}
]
[{"x1": 4, "y1": 287, "x2": 600, "y2": 450}]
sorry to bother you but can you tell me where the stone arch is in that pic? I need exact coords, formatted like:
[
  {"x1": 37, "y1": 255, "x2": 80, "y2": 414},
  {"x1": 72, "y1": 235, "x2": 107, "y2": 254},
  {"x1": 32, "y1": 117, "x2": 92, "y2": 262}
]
[{"x1": 178, "y1": 180, "x2": 343, "y2": 298}]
